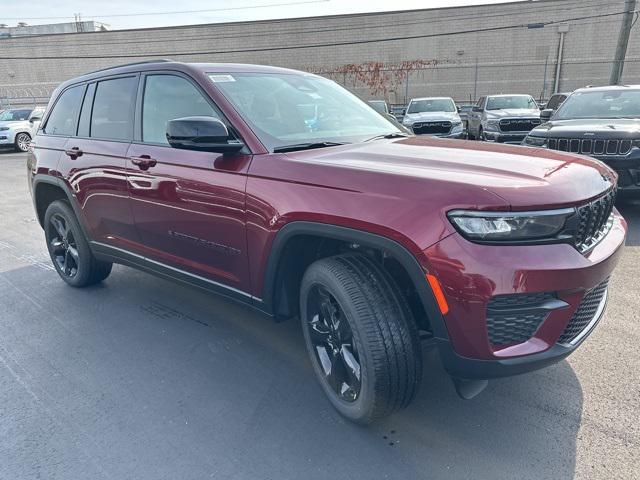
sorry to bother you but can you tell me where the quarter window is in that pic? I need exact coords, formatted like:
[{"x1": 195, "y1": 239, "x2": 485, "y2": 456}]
[
  {"x1": 142, "y1": 75, "x2": 220, "y2": 144},
  {"x1": 43, "y1": 86, "x2": 84, "y2": 136},
  {"x1": 90, "y1": 77, "x2": 137, "y2": 141}
]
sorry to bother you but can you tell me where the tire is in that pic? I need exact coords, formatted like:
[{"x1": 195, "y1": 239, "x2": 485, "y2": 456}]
[
  {"x1": 14, "y1": 132, "x2": 31, "y2": 152},
  {"x1": 300, "y1": 254, "x2": 422, "y2": 423},
  {"x1": 466, "y1": 126, "x2": 475, "y2": 140},
  {"x1": 44, "y1": 200, "x2": 112, "y2": 287},
  {"x1": 478, "y1": 127, "x2": 485, "y2": 141}
]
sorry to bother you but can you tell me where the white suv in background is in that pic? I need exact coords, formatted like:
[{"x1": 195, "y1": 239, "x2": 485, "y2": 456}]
[
  {"x1": 401, "y1": 97, "x2": 464, "y2": 138},
  {"x1": 0, "y1": 107, "x2": 45, "y2": 152}
]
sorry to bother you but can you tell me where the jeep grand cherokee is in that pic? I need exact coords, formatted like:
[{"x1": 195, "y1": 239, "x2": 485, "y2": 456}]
[
  {"x1": 28, "y1": 61, "x2": 626, "y2": 423},
  {"x1": 524, "y1": 85, "x2": 640, "y2": 196}
]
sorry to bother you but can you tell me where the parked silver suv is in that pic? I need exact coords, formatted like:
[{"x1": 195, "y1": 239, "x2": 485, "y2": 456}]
[
  {"x1": 0, "y1": 107, "x2": 45, "y2": 152},
  {"x1": 401, "y1": 97, "x2": 464, "y2": 138},
  {"x1": 467, "y1": 95, "x2": 541, "y2": 144}
]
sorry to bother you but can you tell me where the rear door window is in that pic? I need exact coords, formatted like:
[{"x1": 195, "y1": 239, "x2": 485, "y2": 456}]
[
  {"x1": 90, "y1": 76, "x2": 137, "y2": 141},
  {"x1": 43, "y1": 85, "x2": 85, "y2": 136}
]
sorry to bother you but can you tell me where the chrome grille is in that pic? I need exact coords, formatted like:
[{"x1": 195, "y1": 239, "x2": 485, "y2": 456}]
[
  {"x1": 548, "y1": 137, "x2": 633, "y2": 156},
  {"x1": 498, "y1": 118, "x2": 540, "y2": 132},
  {"x1": 412, "y1": 121, "x2": 452, "y2": 135}
]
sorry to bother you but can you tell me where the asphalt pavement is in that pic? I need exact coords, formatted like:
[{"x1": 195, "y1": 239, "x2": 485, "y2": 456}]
[{"x1": 0, "y1": 151, "x2": 638, "y2": 479}]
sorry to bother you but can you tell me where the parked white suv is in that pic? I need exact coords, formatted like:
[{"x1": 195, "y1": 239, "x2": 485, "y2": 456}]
[
  {"x1": 0, "y1": 107, "x2": 45, "y2": 152},
  {"x1": 401, "y1": 97, "x2": 464, "y2": 138}
]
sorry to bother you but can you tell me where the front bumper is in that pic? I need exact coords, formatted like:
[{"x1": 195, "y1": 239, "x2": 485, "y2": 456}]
[
  {"x1": 596, "y1": 153, "x2": 640, "y2": 195},
  {"x1": 422, "y1": 209, "x2": 626, "y2": 380},
  {"x1": 483, "y1": 130, "x2": 528, "y2": 144},
  {"x1": 0, "y1": 130, "x2": 16, "y2": 145}
]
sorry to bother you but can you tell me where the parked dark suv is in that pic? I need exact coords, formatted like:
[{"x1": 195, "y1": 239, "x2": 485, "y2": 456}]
[
  {"x1": 29, "y1": 61, "x2": 626, "y2": 423},
  {"x1": 524, "y1": 85, "x2": 640, "y2": 196}
]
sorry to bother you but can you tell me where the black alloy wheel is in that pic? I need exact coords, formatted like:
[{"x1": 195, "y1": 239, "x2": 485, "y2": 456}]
[
  {"x1": 44, "y1": 200, "x2": 112, "y2": 287},
  {"x1": 306, "y1": 284, "x2": 361, "y2": 402},
  {"x1": 48, "y1": 213, "x2": 80, "y2": 278},
  {"x1": 300, "y1": 254, "x2": 422, "y2": 423}
]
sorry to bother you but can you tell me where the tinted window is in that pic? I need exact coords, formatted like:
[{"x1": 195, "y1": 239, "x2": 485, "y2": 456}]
[
  {"x1": 43, "y1": 87, "x2": 84, "y2": 135},
  {"x1": 77, "y1": 83, "x2": 96, "y2": 138},
  {"x1": 142, "y1": 75, "x2": 220, "y2": 144},
  {"x1": 486, "y1": 95, "x2": 537, "y2": 110},
  {"x1": 91, "y1": 77, "x2": 137, "y2": 141},
  {"x1": 407, "y1": 98, "x2": 456, "y2": 114},
  {"x1": 0, "y1": 109, "x2": 33, "y2": 121},
  {"x1": 546, "y1": 94, "x2": 567, "y2": 110},
  {"x1": 555, "y1": 89, "x2": 640, "y2": 120}
]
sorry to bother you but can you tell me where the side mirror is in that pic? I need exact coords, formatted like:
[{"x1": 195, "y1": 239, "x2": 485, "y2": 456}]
[
  {"x1": 456, "y1": 106, "x2": 461, "y2": 112},
  {"x1": 472, "y1": 106, "x2": 482, "y2": 112},
  {"x1": 166, "y1": 116, "x2": 243, "y2": 154},
  {"x1": 401, "y1": 109, "x2": 406, "y2": 116},
  {"x1": 540, "y1": 109, "x2": 554, "y2": 122},
  {"x1": 29, "y1": 116, "x2": 41, "y2": 123}
]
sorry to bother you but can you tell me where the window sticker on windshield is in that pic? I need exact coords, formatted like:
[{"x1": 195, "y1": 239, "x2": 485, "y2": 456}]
[{"x1": 209, "y1": 74, "x2": 236, "y2": 83}]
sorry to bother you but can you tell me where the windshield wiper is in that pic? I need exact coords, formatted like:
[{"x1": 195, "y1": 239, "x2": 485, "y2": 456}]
[
  {"x1": 365, "y1": 132, "x2": 411, "y2": 142},
  {"x1": 273, "y1": 141, "x2": 347, "y2": 153}
]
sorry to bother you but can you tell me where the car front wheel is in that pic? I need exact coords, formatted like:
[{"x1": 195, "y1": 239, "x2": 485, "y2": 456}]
[{"x1": 300, "y1": 254, "x2": 422, "y2": 423}]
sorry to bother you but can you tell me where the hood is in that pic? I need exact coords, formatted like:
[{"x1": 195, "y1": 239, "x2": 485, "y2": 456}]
[
  {"x1": 485, "y1": 108, "x2": 541, "y2": 119},
  {"x1": 532, "y1": 118, "x2": 640, "y2": 138},
  {"x1": 286, "y1": 136, "x2": 614, "y2": 210},
  {"x1": 0, "y1": 120, "x2": 27, "y2": 127},
  {"x1": 404, "y1": 111, "x2": 460, "y2": 123}
]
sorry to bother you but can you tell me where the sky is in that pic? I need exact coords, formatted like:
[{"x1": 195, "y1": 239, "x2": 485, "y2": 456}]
[{"x1": 1, "y1": 0, "x2": 518, "y2": 30}]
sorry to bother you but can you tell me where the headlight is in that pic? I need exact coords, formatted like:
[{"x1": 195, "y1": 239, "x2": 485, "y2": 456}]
[
  {"x1": 485, "y1": 119, "x2": 500, "y2": 130},
  {"x1": 523, "y1": 135, "x2": 548, "y2": 147},
  {"x1": 0, "y1": 127, "x2": 9, "y2": 131},
  {"x1": 447, "y1": 208, "x2": 575, "y2": 242},
  {"x1": 451, "y1": 121, "x2": 463, "y2": 127}
]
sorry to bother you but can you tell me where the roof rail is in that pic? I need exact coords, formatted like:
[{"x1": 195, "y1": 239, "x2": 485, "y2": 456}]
[{"x1": 84, "y1": 59, "x2": 175, "y2": 76}]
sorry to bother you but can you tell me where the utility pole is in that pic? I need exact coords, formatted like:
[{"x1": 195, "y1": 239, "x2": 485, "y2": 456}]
[
  {"x1": 610, "y1": 0, "x2": 637, "y2": 85},
  {"x1": 553, "y1": 24, "x2": 569, "y2": 94}
]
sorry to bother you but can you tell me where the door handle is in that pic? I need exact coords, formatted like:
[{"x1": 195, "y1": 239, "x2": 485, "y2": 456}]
[
  {"x1": 130, "y1": 155, "x2": 157, "y2": 170},
  {"x1": 64, "y1": 147, "x2": 83, "y2": 159}
]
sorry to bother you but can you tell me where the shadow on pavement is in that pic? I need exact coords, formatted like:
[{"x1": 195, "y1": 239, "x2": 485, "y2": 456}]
[
  {"x1": 0, "y1": 262, "x2": 582, "y2": 480},
  {"x1": 617, "y1": 197, "x2": 639, "y2": 246}
]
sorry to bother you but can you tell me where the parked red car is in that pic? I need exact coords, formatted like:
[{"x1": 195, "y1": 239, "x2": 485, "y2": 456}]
[{"x1": 28, "y1": 61, "x2": 626, "y2": 423}]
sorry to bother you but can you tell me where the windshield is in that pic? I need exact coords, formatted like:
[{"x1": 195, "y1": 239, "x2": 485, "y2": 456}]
[
  {"x1": 407, "y1": 98, "x2": 456, "y2": 114},
  {"x1": 0, "y1": 109, "x2": 32, "y2": 121},
  {"x1": 210, "y1": 73, "x2": 400, "y2": 151},
  {"x1": 554, "y1": 89, "x2": 640, "y2": 120},
  {"x1": 486, "y1": 96, "x2": 537, "y2": 111}
]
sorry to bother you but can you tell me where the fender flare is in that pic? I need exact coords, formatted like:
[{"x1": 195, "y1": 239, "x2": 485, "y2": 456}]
[
  {"x1": 32, "y1": 174, "x2": 93, "y2": 241},
  {"x1": 261, "y1": 221, "x2": 450, "y2": 341}
]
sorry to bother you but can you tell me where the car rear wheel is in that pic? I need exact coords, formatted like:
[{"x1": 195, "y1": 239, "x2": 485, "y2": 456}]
[
  {"x1": 15, "y1": 132, "x2": 31, "y2": 152},
  {"x1": 44, "y1": 200, "x2": 112, "y2": 287},
  {"x1": 300, "y1": 254, "x2": 422, "y2": 423}
]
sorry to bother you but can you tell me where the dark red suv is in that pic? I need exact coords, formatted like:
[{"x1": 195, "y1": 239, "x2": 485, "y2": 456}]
[{"x1": 28, "y1": 61, "x2": 626, "y2": 423}]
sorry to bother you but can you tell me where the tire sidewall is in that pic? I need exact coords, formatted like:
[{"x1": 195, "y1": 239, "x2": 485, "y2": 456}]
[
  {"x1": 15, "y1": 132, "x2": 31, "y2": 152},
  {"x1": 300, "y1": 266, "x2": 377, "y2": 422},
  {"x1": 44, "y1": 200, "x2": 93, "y2": 287}
]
